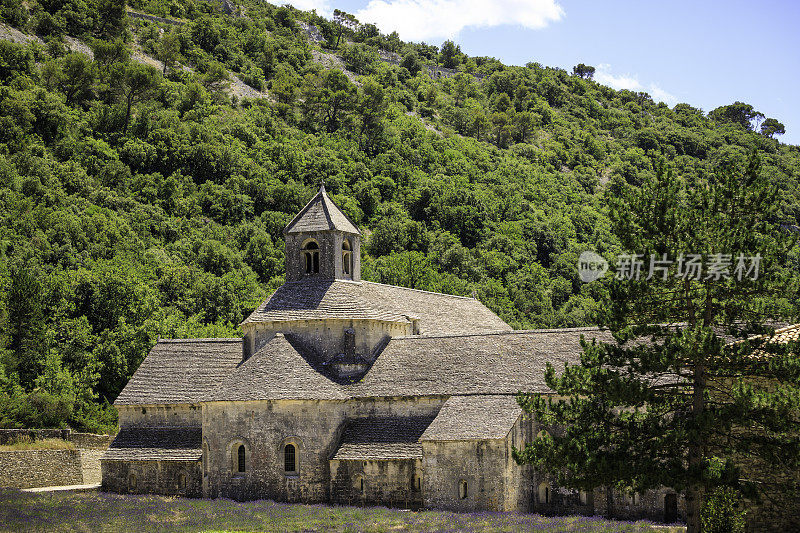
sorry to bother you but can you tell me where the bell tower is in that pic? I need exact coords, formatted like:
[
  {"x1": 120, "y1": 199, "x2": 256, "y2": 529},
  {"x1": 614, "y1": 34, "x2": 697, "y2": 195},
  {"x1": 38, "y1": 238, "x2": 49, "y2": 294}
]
[{"x1": 283, "y1": 185, "x2": 361, "y2": 282}]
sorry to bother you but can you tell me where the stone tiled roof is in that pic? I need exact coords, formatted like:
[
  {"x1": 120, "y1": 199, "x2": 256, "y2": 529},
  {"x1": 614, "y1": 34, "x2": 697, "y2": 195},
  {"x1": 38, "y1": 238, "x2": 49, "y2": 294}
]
[
  {"x1": 205, "y1": 328, "x2": 609, "y2": 402},
  {"x1": 242, "y1": 279, "x2": 512, "y2": 335},
  {"x1": 763, "y1": 324, "x2": 800, "y2": 344},
  {"x1": 102, "y1": 427, "x2": 202, "y2": 461},
  {"x1": 284, "y1": 184, "x2": 360, "y2": 235},
  {"x1": 421, "y1": 395, "x2": 521, "y2": 441},
  {"x1": 331, "y1": 416, "x2": 435, "y2": 460},
  {"x1": 212, "y1": 334, "x2": 349, "y2": 401},
  {"x1": 242, "y1": 280, "x2": 411, "y2": 325},
  {"x1": 349, "y1": 328, "x2": 611, "y2": 397},
  {"x1": 114, "y1": 339, "x2": 242, "y2": 405},
  {"x1": 729, "y1": 323, "x2": 800, "y2": 360}
]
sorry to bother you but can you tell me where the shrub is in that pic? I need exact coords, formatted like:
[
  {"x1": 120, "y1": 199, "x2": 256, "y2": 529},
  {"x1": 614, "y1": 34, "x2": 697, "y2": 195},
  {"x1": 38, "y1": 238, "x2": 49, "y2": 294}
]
[{"x1": 701, "y1": 487, "x2": 746, "y2": 533}]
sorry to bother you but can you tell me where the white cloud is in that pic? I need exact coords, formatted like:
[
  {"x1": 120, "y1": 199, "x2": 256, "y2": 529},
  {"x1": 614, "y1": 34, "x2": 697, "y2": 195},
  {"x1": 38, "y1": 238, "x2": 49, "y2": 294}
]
[
  {"x1": 353, "y1": 0, "x2": 564, "y2": 42},
  {"x1": 594, "y1": 64, "x2": 677, "y2": 105}
]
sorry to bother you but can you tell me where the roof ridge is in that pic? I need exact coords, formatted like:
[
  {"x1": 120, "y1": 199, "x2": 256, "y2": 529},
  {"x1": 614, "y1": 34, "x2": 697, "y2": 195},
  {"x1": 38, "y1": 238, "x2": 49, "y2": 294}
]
[{"x1": 391, "y1": 327, "x2": 601, "y2": 341}]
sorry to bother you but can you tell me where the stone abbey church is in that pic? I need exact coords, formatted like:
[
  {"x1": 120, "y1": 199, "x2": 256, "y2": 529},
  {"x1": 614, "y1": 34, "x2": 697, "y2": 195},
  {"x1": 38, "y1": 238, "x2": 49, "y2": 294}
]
[{"x1": 102, "y1": 186, "x2": 684, "y2": 522}]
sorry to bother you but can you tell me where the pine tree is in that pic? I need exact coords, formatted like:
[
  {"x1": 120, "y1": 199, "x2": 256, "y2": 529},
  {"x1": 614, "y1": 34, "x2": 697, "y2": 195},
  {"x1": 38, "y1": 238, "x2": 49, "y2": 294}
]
[
  {"x1": 6, "y1": 264, "x2": 46, "y2": 388},
  {"x1": 515, "y1": 155, "x2": 800, "y2": 533}
]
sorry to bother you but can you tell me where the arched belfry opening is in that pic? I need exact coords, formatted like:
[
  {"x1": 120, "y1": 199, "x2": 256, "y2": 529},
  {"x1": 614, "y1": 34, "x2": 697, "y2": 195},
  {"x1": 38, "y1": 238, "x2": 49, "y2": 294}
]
[
  {"x1": 342, "y1": 239, "x2": 352, "y2": 278},
  {"x1": 302, "y1": 240, "x2": 320, "y2": 275},
  {"x1": 283, "y1": 185, "x2": 361, "y2": 282}
]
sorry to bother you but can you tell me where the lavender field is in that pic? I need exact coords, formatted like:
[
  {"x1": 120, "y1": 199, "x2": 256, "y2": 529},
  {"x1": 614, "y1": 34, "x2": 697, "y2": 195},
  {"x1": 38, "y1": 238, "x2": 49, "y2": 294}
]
[{"x1": 0, "y1": 489, "x2": 685, "y2": 533}]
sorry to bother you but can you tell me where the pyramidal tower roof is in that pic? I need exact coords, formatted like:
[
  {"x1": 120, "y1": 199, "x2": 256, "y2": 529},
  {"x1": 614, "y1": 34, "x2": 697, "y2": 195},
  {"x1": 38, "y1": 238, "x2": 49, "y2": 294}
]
[{"x1": 283, "y1": 184, "x2": 360, "y2": 235}]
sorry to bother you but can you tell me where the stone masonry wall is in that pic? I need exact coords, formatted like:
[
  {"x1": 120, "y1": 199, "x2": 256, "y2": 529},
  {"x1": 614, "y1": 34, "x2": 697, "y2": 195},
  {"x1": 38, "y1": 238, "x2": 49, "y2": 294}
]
[
  {"x1": 0, "y1": 450, "x2": 83, "y2": 488},
  {"x1": 203, "y1": 398, "x2": 444, "y2": 502},
  {"x1": 118, "y1": 404, "x2": 202, "y2": 427},
  {"x1": 422, "y1": 439, "x2": 507, "y2": 512},
  {"x1": 285, "y1": 231, "x2": 361, "y2": 283},
  {"x1": 329, "y1": 458, "x2": 422, "y2": 508},
  {"x1": 244, "y1": 319, "x2": 408, "y2": 363},
  {"x1": 103, "y1": 460, "x2": 202, "y2": 497}
]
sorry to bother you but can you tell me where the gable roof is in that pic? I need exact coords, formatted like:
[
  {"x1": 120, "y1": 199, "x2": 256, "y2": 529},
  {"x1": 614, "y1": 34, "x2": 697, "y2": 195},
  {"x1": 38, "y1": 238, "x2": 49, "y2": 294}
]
[
  {"x1": 349, "y1": 328, "x2": 611, "y2": 397},
  {"x1": 102, "y1": 427, "x2": 202, "y2": 461},
  {"x1": 200, "y1": 328, "x2": 608, "y2": 403},
  {"x1": 284, "y1": 184, "x2": 360, "y2": 235},
  {"x1": 420, "y1": 395, "x2": 521, "y2": 441},
  {"x1": 242, "y1": 279, "x2": 512, "y2": 335},
  {"x1": 114, "y1": 339, "x2": 242, "y2": 406},
  {"x1": 332, "y1": 416, "x2": 435, "y2": 460},
  {"x1": 242, "y1": 280, "x2": 411, "y2": 325},
  {"x1": 212, "y1": 334, "x2": 349, "y2": 402}
]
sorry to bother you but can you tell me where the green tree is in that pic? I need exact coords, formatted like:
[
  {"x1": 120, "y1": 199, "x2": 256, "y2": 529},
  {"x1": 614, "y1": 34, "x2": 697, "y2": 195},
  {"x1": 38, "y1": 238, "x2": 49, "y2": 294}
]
[
  {"x1": 709, "y1": 101, "x2": 763, "y2": 131},
  {"x1": 157, "y1": 31, "x2": 181, "y2": 76},
  {"x1": 440, "y1": 40, "x2": 462, "y2": 69},
  {"x1": 95, "y1": 0, "x2": 126, "y2": 38},
  {"x1": 760, "y1": 118, "x2": 785, "y2": 138},
  {"x1": 6, "y1": 265, "x2": 46, "y2": 389},
  {"x1": 113, "y1": 62, "x2": 158, "y2": 134},
  {"x1": 572, "y1": 63, "x2": 596, "y2": 79},
  {"x1": 333, "y1": 9, "x2": 359, "y2": 49},
  {"x1": 515, "y1": 156, "x2": 799, "y2": 533},
  {"x1": 400, "y1": 51, "x2": 423, "y2": 76},
  {"x1": 302, "y1": 69, "x2": 357, "y2": 133},
  {"x1": 357, "y1": 77, "x2": 388, "y2": 155},
  {"x1": 42, "y1": 52, "x2": 96, "y2": 106}
]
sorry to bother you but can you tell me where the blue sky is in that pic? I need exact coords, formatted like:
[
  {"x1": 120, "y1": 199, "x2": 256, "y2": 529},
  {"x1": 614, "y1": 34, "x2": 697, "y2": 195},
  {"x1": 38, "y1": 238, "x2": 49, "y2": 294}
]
[{"x1": 285, "y1": 0, "x2": 800, "y2": 145}]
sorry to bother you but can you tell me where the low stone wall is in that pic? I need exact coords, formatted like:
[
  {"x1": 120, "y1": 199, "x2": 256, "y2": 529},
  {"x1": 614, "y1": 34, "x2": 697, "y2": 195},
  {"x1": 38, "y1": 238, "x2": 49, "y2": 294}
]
[
  {"x1": 0, "y1": 429, "x2": 113, "y2": 448},
  {"x1": 0, "y1": 429, "x2": 69, "y2": 444},
  {"x1": 70, "y1": 432, "x2": 113, "y2": 449},
  {"x1": 0, "y1": 450, "x2": 83, "y2": 488},
  {"x1": 126, "y1": 11, "x2": 185, "y2": 26}
]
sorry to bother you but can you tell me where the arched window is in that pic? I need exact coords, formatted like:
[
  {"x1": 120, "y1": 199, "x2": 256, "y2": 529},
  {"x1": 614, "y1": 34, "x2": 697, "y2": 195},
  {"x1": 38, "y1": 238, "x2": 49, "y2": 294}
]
[
  {"x1": 303, "y1": 241, "x2": 319, "y2": 274},
  {"x1": 579, "y1": 490, "x2": 589, "y2": 505},
  {"x1": 342, "y1": 239, "x2": 352, "y2": 277},
  {"x1": 284, "y1": 444, "x2": 296, "y2": 473},
  {"x1": 128, "y1": 473, "x2": 137, "y2": 491},
  {"x1": 353, "y1": 475, "x2": 365, "y2": 495},
  {"x1": 459, "y1": 479, "x2": 468, "y2": 500},
  {"x1": 538, "y1": 482, "x2": 550, "y2": 504},
  {"x1": 412, "y1": 475, "x2": 421, "y2": 492},
  {"x1": 203, "y1": 442, "x2": 209, "y2": 477},
  {"x1": 237, "y1": 444, "x2": 246, "y2": 473},
  {"x1": 178, "y1": 472, "x2": 187, "y2": 490}
]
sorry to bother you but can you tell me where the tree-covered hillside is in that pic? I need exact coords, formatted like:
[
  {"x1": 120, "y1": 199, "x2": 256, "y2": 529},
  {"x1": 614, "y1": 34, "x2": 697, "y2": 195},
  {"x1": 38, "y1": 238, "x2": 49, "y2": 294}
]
[{"x1": 0, "y1": 0, "x2": 798, "y2": 431}]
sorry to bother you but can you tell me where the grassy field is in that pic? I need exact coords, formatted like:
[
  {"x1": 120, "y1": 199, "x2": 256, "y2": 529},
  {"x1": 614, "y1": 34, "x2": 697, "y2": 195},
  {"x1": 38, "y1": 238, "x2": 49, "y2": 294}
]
[{"x1": 0, "y1": 489, "x2": 685, "y2": 533}]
